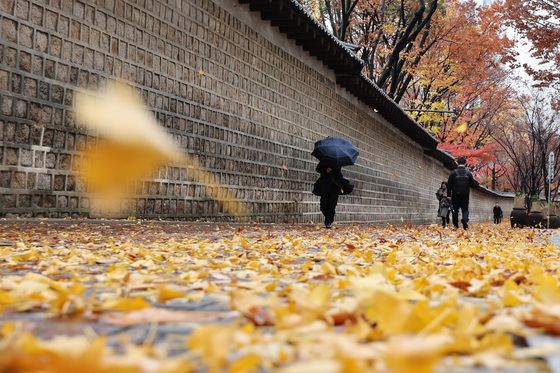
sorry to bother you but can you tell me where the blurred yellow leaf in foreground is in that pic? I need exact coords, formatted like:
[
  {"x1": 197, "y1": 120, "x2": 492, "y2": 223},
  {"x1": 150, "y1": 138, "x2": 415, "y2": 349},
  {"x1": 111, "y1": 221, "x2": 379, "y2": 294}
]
[
  {"x1": 75, "y1": 82, "x2": 246, "y2": 217},
  {"x1": 455, "y1": 123, "x2": 468, "y2": 133},
  {"x1": 385, "y1": 334, "x2": 451, "y2": 373}
]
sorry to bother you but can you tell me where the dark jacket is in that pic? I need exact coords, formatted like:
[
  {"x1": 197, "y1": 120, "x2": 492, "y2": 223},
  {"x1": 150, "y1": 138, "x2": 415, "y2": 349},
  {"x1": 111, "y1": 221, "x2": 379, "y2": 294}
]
[
  {"x1": 493, "y1": 206, "x2": 503, "y2": 217},
  {"x1": 313, "y1": 163, "x2": 352, "y2": 196},
  {"x1": 436, "y1": 188, "x2": 446, "y2": 201},
  {"x1": 447, "y1": 165, "x2": 478, "y2": 199},
  {"x1": 316, "y1": 163, "x2": 343, "y2": 180}
]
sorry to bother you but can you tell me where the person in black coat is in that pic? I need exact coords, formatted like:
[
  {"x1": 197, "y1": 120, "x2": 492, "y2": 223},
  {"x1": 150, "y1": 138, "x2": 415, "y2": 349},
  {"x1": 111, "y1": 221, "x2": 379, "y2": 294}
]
[
  {"x1": 447, "y1": 156, "x2": 478, "y2": 230},
  {"x1": 493, "y1": 203, "x2": 503, "y2": 224},
  {"x1": 314, "y1": 162, "x2": 348, "y2": 228}
]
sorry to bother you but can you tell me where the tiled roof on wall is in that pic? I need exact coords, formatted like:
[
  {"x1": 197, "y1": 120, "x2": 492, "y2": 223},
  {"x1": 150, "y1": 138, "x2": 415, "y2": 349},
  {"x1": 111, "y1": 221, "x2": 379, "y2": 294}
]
[{"x1": 238, "y1": 0, "x2": 441, "y2": 153}]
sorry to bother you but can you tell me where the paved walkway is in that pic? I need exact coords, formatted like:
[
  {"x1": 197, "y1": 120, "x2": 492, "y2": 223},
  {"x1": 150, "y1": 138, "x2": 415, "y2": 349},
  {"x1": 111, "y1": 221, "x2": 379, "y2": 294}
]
[{"x1": 0, "y1": 222, "x2": 558, "y2": 372}]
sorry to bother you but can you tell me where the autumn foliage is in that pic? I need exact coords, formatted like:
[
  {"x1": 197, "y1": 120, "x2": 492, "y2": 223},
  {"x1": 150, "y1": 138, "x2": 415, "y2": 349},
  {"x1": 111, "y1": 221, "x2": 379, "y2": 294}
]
[
  {"x1": 503, "y1": 0, "x2": 560, "y2": 93},
  {"x1": 304, "y1": 0, "x2": 559, "y2": 191}
]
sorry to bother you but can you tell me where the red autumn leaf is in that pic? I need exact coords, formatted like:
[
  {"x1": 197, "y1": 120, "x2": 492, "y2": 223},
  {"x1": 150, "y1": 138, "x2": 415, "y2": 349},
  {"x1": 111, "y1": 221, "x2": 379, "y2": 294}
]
[
  {"x1": 313, "y1": 274, "x2": 332, "y2": 281},
  {"x1": 524, "y1": 310, "x2": 560, "y2": 336},
  {"x1": 330, "y1": 311, "x2": 358, "y2": 326},
  {"x1": 513, "y1": 275, "x2": 527, "y2": 285},
  {"x1": 491, "y1": 279, "x2": 504, "y2": 287},
  {"x1": 449, "y1": 281, "x2": 471, "y2": 291},
  {"x1": 345, "y1": 243, "x2": 356, "y2": 250}
]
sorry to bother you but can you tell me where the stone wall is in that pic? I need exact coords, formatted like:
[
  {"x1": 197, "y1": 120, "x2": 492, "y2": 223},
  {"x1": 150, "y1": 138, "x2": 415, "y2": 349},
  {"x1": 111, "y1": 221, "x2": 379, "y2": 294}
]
[
  {"x1": 0, "y1": 0, "x2": 512, "y2": 223},
  {"x1": 470, "y1": 190, "x2": 513, "y2": 223}
]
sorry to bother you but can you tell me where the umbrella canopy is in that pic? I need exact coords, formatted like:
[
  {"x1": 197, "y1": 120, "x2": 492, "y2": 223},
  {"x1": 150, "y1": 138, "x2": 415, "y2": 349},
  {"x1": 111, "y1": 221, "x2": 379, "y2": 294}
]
[{"x1": 312, "y1": 137, "x2": 359, "y2": 167}]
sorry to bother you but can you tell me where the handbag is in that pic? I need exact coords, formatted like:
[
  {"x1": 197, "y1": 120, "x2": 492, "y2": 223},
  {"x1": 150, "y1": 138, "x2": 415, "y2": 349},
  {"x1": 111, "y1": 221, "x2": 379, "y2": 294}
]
[
  {"x1": 340, "y1": 178, "x2": 354, "y2": 195},
  {"x1": 438, "y1": 206, "x2": 450, "y2": 217},
  {"x1": 312, "y1": 178, "x2": 324, "y2": 196}
]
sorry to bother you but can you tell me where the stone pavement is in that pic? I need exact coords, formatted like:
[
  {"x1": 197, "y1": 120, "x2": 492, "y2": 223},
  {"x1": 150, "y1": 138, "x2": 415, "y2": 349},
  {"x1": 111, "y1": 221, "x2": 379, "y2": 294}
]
[{"x1": 0, "y1": 221, "x2": 558, "y2": 372}]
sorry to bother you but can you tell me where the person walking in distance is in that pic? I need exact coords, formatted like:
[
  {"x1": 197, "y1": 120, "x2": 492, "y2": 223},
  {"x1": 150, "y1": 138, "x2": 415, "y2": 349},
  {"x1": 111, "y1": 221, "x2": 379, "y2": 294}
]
[
  {"x1": 438, "y1": 195, "x2": 452, "y2": 228},
  {"x1": 447, "y1": 156, "x2": 478, "y2": 229},
  {"x1": 313, "y1": 162, "x2": 353, "y2": 228},
  {"x1": 493, "y1": 203, "x2": 503, "y2": 224},
  {"x1": 436, "y1": 182, "x2": 451, "y2": 227},
  {"x1": 311, "y1": 136, "x2": 357, "y2": 229}
]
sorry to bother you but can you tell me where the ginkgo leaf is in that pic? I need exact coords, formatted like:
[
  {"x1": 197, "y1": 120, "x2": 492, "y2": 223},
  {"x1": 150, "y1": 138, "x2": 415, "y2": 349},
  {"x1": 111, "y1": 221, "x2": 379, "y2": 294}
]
[
  {"x1": 533, "y1": 274, "x2": 560, "y2": 305},
  {"x1": 384, "y1": 334, "x2": 451, "y2": 373},
  {"x1": 2, "y1": 221, "x2": 560, "y2": 371},
  {"x1": 229, "y1": 353, "x2": 261, "y2": 373},
  {"x1": 102, "y1": 297, "x2": 151, "y2": 312},
  {"x1": 187, "y1": 324, "x2": 236, "y2": 372},
  {"x1": 157, "y1": 285, "x2": 185, "y2": 303},
  {"x1": 0, "y1": 291, "x2": 15, "y2": 305}
]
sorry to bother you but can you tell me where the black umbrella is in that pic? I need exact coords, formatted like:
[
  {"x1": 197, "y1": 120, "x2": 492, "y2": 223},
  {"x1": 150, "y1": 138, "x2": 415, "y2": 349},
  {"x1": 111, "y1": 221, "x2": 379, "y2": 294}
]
[{"x1": 312, "y1": 137, "x2": 359, "y2": 167}]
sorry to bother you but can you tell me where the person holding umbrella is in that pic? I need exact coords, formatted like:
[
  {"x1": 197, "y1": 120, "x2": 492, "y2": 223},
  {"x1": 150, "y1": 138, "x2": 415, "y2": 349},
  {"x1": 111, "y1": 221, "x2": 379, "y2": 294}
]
[{"x1": 312, "y1": 137, "x2": 358, "y2": 228}]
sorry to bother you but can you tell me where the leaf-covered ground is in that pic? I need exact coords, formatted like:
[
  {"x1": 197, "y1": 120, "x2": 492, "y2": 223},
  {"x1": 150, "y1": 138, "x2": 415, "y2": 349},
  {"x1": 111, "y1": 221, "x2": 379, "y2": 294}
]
[{"x1": 1, "y1": 222, "x2": 559, "y2": 372}]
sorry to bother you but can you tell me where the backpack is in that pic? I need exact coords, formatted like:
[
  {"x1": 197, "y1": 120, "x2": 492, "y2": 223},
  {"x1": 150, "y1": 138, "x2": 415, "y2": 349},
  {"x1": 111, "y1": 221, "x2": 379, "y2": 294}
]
[{"x1": 453, "y1": 169, "x2": 470, "y2": 197}]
